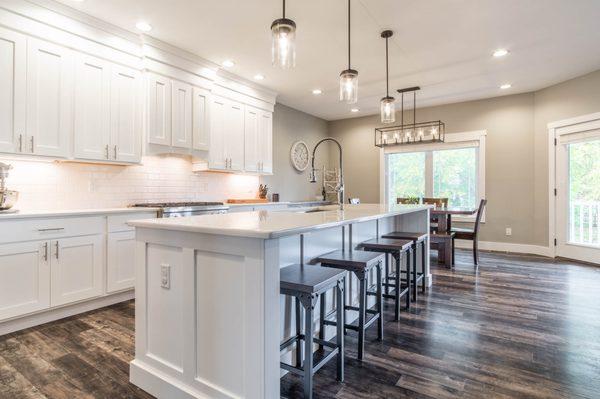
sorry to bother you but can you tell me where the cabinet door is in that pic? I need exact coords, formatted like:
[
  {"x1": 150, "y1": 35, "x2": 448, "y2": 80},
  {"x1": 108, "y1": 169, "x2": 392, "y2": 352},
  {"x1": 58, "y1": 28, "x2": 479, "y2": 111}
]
[
  {"x1": 244, "y1": 106, "x2": 260, "y2": 173},
  {"x1": 73, "y1": 54, "x2": 111, "y2": 161},
  {"x1": 0, "y1": 27, "x2": 26, "y2": 154},
  {"x1": 226, "y1": 100, "x2": 245, "y2": 171},
  {"x1": 209, "y1": 95, "x2": 227, "y2": 170},
  {"x1": 147, "y1": 73, "x2": 172, "y2": 146},
  {"x1": 192, "y1": 86, "x2": 210, "y2": 151},
  {"x1": 107, "y1": 231, "x2": 135, "y2": 293},
  {"x1": 0, "y1": 241, "x2": 50, "y2": 321},
  {"x1": 26, "y1": 39, "x2": 72, "y2": 158},
  {"x1": 171, "y1": 80, "x2": 192, "y2": 149},
  {"x1": 51, "y1": 235, "x2": 103, "y2": 307},
  {"x1": 110, "y1": 64, "x2": 142, "y2": 163},
  {"x1": 259, "y1": 111, "x2": 273, "y2": 174}
]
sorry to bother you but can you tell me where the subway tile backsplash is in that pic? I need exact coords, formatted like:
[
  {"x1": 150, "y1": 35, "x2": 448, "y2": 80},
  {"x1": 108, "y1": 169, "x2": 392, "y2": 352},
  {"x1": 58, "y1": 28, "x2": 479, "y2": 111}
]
[{"x1": 2, "y1": 155, "x2": 259, "y2": 211}]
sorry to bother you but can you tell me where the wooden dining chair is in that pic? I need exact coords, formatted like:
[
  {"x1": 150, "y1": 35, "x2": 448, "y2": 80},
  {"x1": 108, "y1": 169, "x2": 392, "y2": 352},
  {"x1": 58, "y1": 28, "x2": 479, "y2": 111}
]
[{"x1": 451, "y1": 199, "x2": 487, "y2": 266}]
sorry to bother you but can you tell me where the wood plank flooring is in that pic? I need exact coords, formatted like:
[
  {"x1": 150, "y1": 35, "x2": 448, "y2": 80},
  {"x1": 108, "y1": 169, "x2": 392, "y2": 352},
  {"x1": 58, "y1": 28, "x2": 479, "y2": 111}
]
[{"x1": 1, "y1": 250, "x2": 599, "y2": 399}]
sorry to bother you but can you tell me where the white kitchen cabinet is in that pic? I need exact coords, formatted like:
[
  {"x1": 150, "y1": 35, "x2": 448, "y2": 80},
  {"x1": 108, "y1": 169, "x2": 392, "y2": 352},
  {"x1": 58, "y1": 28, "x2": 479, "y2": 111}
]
[
  {"x1": 26, "y1": 39, "x2": 72, "y2": 158},
  {"x1": 73, "y1": 54, "x2": 111, "y2": 161},
  {"x1": 225, "y1": 99, "x2": 245, "y2": 171},
  {"x1": 192, "y1": 86, "x2": 210, "y2": 151},
  {"x1": 147, "y1": 72, "x2": 172, "y2": 146},
  {"x1": 259, "y1": 110, "x2": 273, "y2": 174},
  {"x1": 209, "y1": 95, "x2": 228, "y2": 170},
  {"x1": 107, "y1": 230, "x2": 136, "y2": 293},
  {"x1": 0, "y1": 241, "x2": 50, "y2": 321},
  {"x1": 50, "y1": 235, "x2": 104, "y2": 307},
  {"x1": 111, "y1": 64, "x2": 142, "y2": 163},
  {"x1": 0, "y1": 27, "x2": 26, "y2": 154},
  {"x1": 244, "y1": 106, "x2": 260, "y2": 173},
  {"x1": 171, "y1": 80, "x2": 193, "y2": 149}
]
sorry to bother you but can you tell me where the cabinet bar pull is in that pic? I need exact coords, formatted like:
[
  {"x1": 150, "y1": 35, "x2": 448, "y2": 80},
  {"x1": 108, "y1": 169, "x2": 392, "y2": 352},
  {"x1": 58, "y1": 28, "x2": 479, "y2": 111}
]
[
  {"x1": 43, "y1": 242, "x2": 48, "y2": 261},
  {"x1": 18, "y1": 134, "x2": 23, "y2": 152},
  {"x1": 55, "y1": 241, "x2": 59, "y2": 260},
  {"x1": 37, "y1": 227, "x2": 65, "y2": 232},
  {"x1": 30, "y1": 136, "x2": 34, "y2": 153},
  {"x1": 114, "y1": 145, "x2": 118, "y2": 159},
  {"x1": 105, "y1": 145, "x2": 109, "y2": 159}
]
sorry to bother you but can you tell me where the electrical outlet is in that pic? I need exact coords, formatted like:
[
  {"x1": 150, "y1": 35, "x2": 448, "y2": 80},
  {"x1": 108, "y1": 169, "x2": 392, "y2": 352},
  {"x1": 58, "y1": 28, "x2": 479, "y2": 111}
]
[
  {"x1": 505, "y1": 227, "x2": 512, "y2": 236},
  {"x1": 160, "y1": 264, "x2": 170, "y2": 289}
]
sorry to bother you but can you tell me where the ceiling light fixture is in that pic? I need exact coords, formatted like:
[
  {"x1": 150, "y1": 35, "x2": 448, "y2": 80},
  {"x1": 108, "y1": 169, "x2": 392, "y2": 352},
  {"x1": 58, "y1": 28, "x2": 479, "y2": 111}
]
[
  {"x1": 493, "y1": 48, "x2": 509, "y2": 57},
  {"x1": 350, "y1": 108, "x2": 359, "y2": 113},
  {"x1": 380, "y1": 30, "x2": 395, "y2": 124},
  {"x1": 271, "y1": 0, "x2": 296, "y2": 69},
  {"x1": 500, "y1": 83, "x2": 512, "y2": 89},
  {"x1": 135, "y1": 21, "x2": 152, "y2": 32},
  {"x1": 222, "y1": 60, "x2": 235, "y2": 68},
  {"x1": 312, "y1": 89, "x2": 322, "y2": 95},
  {"x1": 254, "y1": 74, "x2": 265, "y2": 80},
  {"x1": 339, "y1": 0, "x2": 358, "y2": 104}
]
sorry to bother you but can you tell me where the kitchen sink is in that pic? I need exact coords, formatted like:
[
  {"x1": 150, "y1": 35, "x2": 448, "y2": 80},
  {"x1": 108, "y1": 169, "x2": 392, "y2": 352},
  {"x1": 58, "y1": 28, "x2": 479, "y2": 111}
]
[{"x1": 297, "y1": 208, "x2": 329, "y2": 213}]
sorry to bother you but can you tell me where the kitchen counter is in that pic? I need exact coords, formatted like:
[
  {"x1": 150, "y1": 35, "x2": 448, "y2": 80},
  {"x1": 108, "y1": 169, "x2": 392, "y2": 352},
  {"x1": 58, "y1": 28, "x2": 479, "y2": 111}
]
[
  {"x1": 0, "y1": 207, "x2": 160, "y2": 220},
  {"x1": 129, "y1": 203, "x2": 431, "y2": 399},
  {"x1": 226, "y1": 200, "x2": 331, "y2": 208}
]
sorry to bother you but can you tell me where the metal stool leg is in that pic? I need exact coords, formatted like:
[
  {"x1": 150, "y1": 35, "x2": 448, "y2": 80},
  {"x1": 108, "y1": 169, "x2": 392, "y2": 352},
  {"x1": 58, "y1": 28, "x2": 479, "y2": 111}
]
[
  {"x1": 394, "y1": 252, "x2": 401, "y2": 320},
  {"x1": 303, "y1": 298, "x2": 314, "y2": 399},
  {"x1": 405, "y1": 251, "x2": 411, "y2": 310},
  {"x1": 336, "y1": 279, "x2": 345, "y2": 382},
  {"x1": 412, "y1": 246, "x2": 417, "y2": 302},
  {"x1": 318, "y1": 294, "x2": 325, "y2": 350},
  {"x1": 384, "y1": 253, "x2": 390, "y2": 295},
  {"x1": 376, "y1": 261, "x2": 383, "y2": 340},
  {"x1": 295, "y1": 297, "x2": 302, "y2": 368},
  {"x1": 421, "y1": 240, "x2": 426, "y2": 293},
  {"x1": 357, "y1": 275, "x2": 367, "y2": 360}
]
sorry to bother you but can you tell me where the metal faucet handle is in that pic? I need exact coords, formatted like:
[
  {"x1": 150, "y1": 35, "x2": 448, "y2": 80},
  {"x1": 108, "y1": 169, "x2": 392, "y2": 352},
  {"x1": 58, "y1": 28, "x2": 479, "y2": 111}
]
[{"x1": 308, "y1": 168, "x2": 317, "y2": 183}]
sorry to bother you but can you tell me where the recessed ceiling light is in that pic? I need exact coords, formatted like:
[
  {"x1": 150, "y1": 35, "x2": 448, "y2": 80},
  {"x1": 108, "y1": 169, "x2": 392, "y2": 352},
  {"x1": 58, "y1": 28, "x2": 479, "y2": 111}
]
[
  {"x1": 493, "y1": 48, "x2": 509, "y2": 57},
  {"x1": 500, "y1": 83, "x2": 512, "y2": 90},
  {"x1": 222, "y1": 60, "x2": 235, "y2": 68},
  {"x1": 312, "y1": 89, "x2": 323, "y2": 95},
  {"x1": 350, "y1": 108, "x2": 360, "y2": 113},
  {"x1": 253, "y1": 74, "x2": 265, "y2": 81},
  {"x1": 135, "y1": 21, "x2": 152, "y2": 32}
]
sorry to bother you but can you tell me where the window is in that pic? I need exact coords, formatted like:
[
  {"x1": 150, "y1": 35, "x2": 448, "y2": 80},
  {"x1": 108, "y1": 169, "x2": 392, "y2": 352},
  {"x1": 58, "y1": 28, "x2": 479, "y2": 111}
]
[{"x1": 382, "y1": 130, "x2": 486, "y2": 217}]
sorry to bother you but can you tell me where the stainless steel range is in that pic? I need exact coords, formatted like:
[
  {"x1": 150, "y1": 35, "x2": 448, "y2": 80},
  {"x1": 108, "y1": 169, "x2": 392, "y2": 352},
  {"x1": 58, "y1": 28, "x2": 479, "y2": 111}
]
[{"x1": 131, "y1": 202, "x2": 230, "y2": 218}]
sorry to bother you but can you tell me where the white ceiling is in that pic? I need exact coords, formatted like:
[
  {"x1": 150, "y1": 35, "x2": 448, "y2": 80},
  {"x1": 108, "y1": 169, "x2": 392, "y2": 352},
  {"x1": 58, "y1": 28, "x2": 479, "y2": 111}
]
[{"x1": 54, "y1": 0, "x2": 600, "y2": 121}]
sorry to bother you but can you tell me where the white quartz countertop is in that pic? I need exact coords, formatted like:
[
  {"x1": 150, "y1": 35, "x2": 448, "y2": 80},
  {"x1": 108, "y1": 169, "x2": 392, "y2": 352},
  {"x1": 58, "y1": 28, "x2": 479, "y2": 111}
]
[
  {"x1": 0, "y1": 207, "x2": 159, "y2": 220},
  {"x1": 226, "y1": 200, "x2": 331, "y2": 207},
  {"x1": 129, "y1": 203, "x2": 432, "y2": 239}
]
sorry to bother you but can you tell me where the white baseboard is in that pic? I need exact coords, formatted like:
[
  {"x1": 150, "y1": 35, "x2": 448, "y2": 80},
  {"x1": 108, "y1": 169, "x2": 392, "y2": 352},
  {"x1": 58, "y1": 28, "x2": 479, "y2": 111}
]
[
  {"x1": 454, "y1": 239, "x2": 553, "y2": 257},
  {"x1": 0, "y1": 290, "x2": 134, "y2": 336}
]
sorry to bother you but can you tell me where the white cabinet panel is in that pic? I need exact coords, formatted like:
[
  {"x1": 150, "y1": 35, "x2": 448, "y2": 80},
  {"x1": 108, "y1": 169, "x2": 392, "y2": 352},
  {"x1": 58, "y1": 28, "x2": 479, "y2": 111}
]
[
  {"x1": 73, "y1": 54, "x2": 111, "y2": 161},
  {"x1": 226, "y1": 100, "x2": 245, "y2": 172},
  {"x1": 244, "y1": 106, "x2": 260, "y2": 173},
  {"x1": 192, "y1": 86, "x2": 210, "y2": 152},
  {"x1": 171, "y1": 80, "x2": 192, "y2": 149},
  {"x1": 26, "y1": 39, "x2": 72, "y2": 158},
  {"x1": 259, "y1": 111, "x2": 273, "y2": 174},
  {"x1": 107, "y1": 231, "x2": 135, "y2": 293},
  {"x1": 0, "y1": 27, "x2": 26, "y2": 154},
  {"x1": 147, "y1": 73, "x2": 172, "y2": 146},
  {"x1": 111, "y1": 64, "x2": 142, "y2": 163},
  {"x1": 209, "y1": 95, "x2": 227, "y2": 170},
  {"x1": 51, "y1": 235, "x2": 104, "y2": 306},
  {"x1": 0, "y1": 241, "x2": 50, "y2": 321}
]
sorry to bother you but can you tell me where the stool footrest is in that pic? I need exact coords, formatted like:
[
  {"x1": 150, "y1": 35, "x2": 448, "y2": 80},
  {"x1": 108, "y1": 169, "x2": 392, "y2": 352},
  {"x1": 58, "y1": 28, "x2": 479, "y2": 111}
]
[
  {"x1": 280, "y1": 344, "x2": 340, "y2": 376},
  {"x1": 280, "y1": 334, "x2": 304, "y2": 351}
]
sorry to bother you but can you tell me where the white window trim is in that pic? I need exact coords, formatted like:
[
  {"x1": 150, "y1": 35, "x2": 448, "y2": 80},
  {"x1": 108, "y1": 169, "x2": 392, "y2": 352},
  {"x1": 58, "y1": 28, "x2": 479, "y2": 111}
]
[{"x1": 380, "y1": 130, "x2": 486, "y2": 223}]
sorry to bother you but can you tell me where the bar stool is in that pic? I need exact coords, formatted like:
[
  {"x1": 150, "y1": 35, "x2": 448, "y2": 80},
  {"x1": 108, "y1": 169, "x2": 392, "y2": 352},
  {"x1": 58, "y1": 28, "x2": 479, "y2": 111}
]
[
  {"x1": 357, "y1": 238, "x2": 413, "y2": 320},
  {"x1": 280, "y1": 264, "x2": 346, "y2": 399},
  {"x1": 381, "y1": 232, "x2": 427, "y2": 299},
  {"x1": 312, "y1": 250, "x2": 384, "y2": 360}
]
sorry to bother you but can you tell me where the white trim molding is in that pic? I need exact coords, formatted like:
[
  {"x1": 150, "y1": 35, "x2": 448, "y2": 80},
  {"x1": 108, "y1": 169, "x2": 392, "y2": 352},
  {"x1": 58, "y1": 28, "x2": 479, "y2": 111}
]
[{"x1": 454, "y1": 239, "x2": 553, "y2": 258}]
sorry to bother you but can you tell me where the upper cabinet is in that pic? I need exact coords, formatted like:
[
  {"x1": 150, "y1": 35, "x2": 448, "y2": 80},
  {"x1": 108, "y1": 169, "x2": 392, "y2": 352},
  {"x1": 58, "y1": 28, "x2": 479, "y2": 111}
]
[
  {"x1": 147, "y1": 73, "x2": 172, "y2": 146},
  {"x1": 208, "y1": 95, "x2": 245, "y2": 172},
  {"x1": 0, "y1": 27, "x2": 26, "y2": 154},
  {"x1": 110, "y1": 65, "x2": 142, "y2": 163},
  {"x1": 244, "y1": 106, "x2": 273, "y2": 174},
  {"x1": 192, "y1": 87, "x2": 210, "y2": 152}
]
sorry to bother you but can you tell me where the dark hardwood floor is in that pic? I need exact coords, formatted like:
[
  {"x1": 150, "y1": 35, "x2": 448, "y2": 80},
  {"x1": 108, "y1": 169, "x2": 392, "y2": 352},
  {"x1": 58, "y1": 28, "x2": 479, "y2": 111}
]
[{"x1": 1, "y1": 250, "x2": 599, "y2": 399}]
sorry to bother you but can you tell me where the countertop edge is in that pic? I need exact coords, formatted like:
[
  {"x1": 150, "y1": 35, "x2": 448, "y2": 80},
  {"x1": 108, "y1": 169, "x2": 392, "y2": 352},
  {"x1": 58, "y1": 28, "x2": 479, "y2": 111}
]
[{"x1": 0, "y1": 207, "x2": 160, "y2": 220}]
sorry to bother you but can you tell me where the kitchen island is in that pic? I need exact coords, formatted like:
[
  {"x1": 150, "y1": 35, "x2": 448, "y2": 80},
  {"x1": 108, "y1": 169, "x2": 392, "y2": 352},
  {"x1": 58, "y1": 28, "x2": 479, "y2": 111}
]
[{"x1": 128, "y1": 203, "x2": 431, "y2": 399}]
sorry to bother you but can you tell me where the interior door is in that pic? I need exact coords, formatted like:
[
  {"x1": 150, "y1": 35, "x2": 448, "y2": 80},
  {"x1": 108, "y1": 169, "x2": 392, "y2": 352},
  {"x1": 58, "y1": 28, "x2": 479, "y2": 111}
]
[
  {"x1": 51, "y1": 235, "x2": 104, "y2": 306},
  {"x1": 110, "y1": 64, "x2": 141, "y2": 163},
  {"x1": 27, "y1": 39, "x2": 72, "y2": 157},
  {"x1": 0, "y1": 27, "x2": 26, "y2": 154},
  {"x1": 0, "y1": 241, "x2": 50, "y2": 321},
  {"x1": 171, "y1": 80, "x2": 192, "y2": 149},
  {"x1": 244, "y1": 106, "x2": 260, "y2": 172},
  {"x1": 226, "y1": 99, "x2": 245, "y2": 171},
  {"x1": 73, "y1": 54, "x2": 111, "y2": 161},
  {"x1": 259, "y1": 110, "x2": 273, "y2": 174},
  {"x1": 556, "y1": 128, "x2": 600, "y2": 264},
  {"x1": 107, "y1": 231, "x2": 136, "y2": 293},
  {"x1": 209, "y1": 95, "x2": 227, "y2": 170},
  {"x1": 147, "y1": 72, "x2": 172, "y2": 146}
]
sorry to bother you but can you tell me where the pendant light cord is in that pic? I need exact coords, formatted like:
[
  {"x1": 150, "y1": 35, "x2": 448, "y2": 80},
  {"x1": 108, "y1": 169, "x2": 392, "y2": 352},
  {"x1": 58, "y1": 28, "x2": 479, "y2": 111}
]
[
  {"x1": 348, "y1": 0, "x2": 351, "y2": 70},
  {"x1": 283, "y1": 0, "x2": 286, "y2": 18},
  {"x1": 385, "y1": 36, "x2": 389, "y2": 97}
]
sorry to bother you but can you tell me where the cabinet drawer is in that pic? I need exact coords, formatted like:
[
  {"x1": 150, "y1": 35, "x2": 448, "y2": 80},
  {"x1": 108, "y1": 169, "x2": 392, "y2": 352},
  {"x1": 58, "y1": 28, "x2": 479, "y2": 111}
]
[
  {"x1": 0, "y1": 216, "x2": 104, "y2": 244},
  {"x1": 107, "y1": 212, "x2": 157, "y2": 233}
]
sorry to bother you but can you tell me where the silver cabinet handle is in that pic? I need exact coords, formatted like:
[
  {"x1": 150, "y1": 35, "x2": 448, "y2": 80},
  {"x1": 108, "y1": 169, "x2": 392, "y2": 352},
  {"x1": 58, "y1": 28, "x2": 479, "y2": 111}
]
[
  {"x1": 30, "y1": 136, "x2": 34, "y2": 153},
  {"x1": 18, "y1": 134, "x2": 23, "y2": 152},
  {"x1": 114, "y1": 145, "x2": 118, "y2": 160},
  {"x1": 43, "y1": 242, "x2": 48, "y2": 262},
  {"x1": 105, "y1": 145, "x2": 109, "y2": 159},
  {"x1": 55, "y1": 241, "x2": 59, "y2": 260},
  {"x1": 37, "y1": 227, "x2": 65, "y2": 232}
]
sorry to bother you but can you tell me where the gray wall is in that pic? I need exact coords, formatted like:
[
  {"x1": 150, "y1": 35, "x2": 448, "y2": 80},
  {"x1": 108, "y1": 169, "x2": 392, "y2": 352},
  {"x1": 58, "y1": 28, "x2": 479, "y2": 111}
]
[{"x1": 260, "y1": 103, "x2": 330, "y2": 202}]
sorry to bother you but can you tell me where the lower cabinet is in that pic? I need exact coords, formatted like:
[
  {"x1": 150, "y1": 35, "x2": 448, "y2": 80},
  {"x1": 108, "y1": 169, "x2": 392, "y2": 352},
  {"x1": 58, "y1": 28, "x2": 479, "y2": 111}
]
[
  {"x1": 50, "y1": 235, "x2": 104, "y2": 307},
  {"x1": 0, "y1": 241, "x2": 50, "y2": 321},
  {"x1": 107, "y1": 231, "x2": 136, "y2": 293}
]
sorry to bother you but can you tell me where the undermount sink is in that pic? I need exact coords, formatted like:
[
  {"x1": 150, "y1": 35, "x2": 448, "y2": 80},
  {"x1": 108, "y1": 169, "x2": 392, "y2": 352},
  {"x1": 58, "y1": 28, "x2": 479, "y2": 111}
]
[{"x1": 297, "y1": 208, "x2": 329, "y2": 214}]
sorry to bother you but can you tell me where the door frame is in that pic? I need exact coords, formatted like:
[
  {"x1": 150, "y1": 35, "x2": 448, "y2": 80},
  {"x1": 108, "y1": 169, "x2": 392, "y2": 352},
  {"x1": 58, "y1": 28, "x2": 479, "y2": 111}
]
[{"x1": 548, "y1": 111, "x2": 600, "y2": 261}]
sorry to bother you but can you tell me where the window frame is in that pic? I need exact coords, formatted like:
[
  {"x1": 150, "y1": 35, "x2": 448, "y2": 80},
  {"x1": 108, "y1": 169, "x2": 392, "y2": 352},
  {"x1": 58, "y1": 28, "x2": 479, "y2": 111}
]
[{"x1": 380, "y1": 130, "x2": 486, "y2": 222}]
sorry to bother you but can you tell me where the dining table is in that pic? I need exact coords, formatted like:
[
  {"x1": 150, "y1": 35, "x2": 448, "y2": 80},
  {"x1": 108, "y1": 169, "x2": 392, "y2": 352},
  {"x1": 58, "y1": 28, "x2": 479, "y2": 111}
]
[{"x1": 430, "y1": 206, "x2": 478, "y2": 266}]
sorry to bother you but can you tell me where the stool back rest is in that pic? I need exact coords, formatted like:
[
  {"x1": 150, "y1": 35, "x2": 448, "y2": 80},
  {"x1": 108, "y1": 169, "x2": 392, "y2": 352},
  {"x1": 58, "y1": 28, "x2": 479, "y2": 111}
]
[
  {"x1": 422, "y1": 197, "x2": 448, "y2": 208},
  {"x1": 474, "y1": 199, "x2": 487, "y2": 234},
  {"x1": 348, "y1": 197, "x2": 361, "y2": 204}
]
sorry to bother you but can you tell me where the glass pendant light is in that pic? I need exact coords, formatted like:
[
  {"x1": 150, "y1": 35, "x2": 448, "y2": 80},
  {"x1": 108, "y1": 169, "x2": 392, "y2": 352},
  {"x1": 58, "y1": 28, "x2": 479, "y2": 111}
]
[
  {"x1": 340, "y1": 0, "x2": 358, "y2": 103},
  {"x1": 380, "y1": 30, "x2": 395, "y2": 123},
  {"x1": 271, "y1": 0, "x2": 296, "y2": 69}
]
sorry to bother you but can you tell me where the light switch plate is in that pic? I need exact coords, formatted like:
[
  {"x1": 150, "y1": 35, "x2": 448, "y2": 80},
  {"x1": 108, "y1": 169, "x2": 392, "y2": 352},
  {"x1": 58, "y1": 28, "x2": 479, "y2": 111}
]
[{"x1": 160, "y1": 264, "x2": 170, "y2": 289}]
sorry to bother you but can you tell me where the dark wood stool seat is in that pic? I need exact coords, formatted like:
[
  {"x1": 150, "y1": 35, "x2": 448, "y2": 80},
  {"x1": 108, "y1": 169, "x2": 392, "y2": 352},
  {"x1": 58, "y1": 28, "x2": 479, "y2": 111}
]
[
  {"x1": 280, "y1": 264, "x2": 346, "y2": 399},
  {"x1": 312, "y1": 250, "x2": 384, "y2": 361},
  {"x1": 357, "y1": 238, "x2": 413, "y2": 320},
  {"x1": 381, "y1": 232, "x2": 428, "y2": 298}
]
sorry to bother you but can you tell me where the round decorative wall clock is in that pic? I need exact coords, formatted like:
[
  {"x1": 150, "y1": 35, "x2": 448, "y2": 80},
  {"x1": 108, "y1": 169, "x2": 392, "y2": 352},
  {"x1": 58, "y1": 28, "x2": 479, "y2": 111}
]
[{"x1": 290, "y1": 141, "x2": 310, "y2": 172}]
